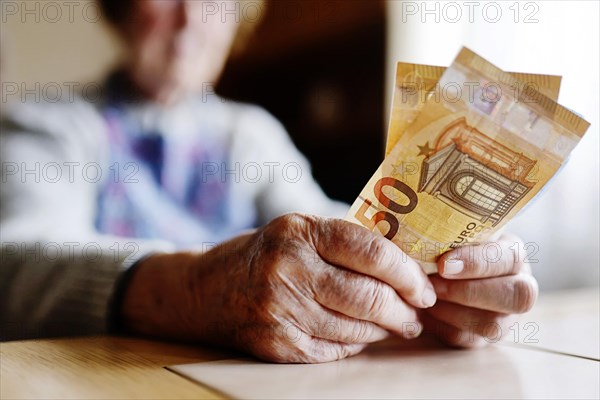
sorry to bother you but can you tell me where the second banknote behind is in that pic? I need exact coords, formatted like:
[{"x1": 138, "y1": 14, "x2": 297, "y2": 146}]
[{"x1": 385, "y1": 62, "x2": 563, "y2": 156}]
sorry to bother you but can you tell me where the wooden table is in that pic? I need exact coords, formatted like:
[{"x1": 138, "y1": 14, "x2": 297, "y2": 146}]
[{"x1": 2, "y1": 288, "x2": 598, "y2": 399}]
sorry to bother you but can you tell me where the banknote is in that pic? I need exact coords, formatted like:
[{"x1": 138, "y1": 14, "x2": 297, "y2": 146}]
[
  {"x1": 385, "y1": 63, "x2": 562, "y2": 155},
  {"x1": 347, "y1": 48, "x2": 589, "y2": 274}
]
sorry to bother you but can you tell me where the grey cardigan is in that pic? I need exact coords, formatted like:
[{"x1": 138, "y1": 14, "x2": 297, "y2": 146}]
[{"x1": 0, "y1": 95, "x2": 347, "y2": 340}]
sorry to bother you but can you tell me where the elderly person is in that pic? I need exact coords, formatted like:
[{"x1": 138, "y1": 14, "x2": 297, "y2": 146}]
[{"x1": 0, "y1": 0, "x2": 537, "y2": 363}]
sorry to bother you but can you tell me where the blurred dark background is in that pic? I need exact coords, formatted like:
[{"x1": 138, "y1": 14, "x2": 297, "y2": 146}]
[{"x1": 218, "y1": 0, "x2": 386, "y2": 203}]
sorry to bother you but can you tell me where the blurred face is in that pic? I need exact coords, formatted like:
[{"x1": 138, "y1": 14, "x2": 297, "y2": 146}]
[{"x1": 120, "y1": 0, "x2": 240, "y2": 105}]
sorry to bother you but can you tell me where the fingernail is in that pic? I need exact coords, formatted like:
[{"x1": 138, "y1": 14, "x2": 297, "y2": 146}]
[
  {"x1": 402, "y1": 321, "x2": 423, "y2": 339},
  {"x1": 444, "y1": 259, "x2": 464, "y2": 275},
  {"x1": 422, "y1": 285, "x2": 437, "y2": 307}
]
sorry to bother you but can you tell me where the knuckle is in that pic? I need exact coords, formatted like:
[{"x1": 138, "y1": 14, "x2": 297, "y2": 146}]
[
  {"x1": 277, "y1": 212, "x2": 305, "y2": 226},
  {"x1": 497, "y1": 248, "x2": 515, "y2": 273},
  {"x1": 276, "y1": 327, "x2": 317, "y2": 363},
  {"x1": 364, "y1": 280, "x2": 390, "y2": 319},
  {"x1": 502, "y1": 244, "x2": 521, "y2": 275},
  {"x1": 511, "y1": 276, "x2": 539, "y2": 313},
  {"x1": 265, "y1": 213, "x2": 308, "y2": 239},
  {"x1": 365, "y1": 236, "x2": 390, "y2": 265},
  {"x1": 500, "y1": 235, "x2": 526, "y2": 274},
  {"x1": 475, "y1": 246, "x2": 495, "y2": 276},
  {"x1": 331, "y1": 344, "x2": 347, "y2": 361},
  {"x1": 259, "y1": 214, "x2": 316, "y2": 269},
  {"x1": 400, "y1": 276, "x2": 421, "y2": 300},
  {"x1": 476, "y1": 240, "x2": 520, "y2": 276},
  {"x1": 363, "y1": 237, "x2": 396, "y2": 276},
  {"x1": 337, "y1": 344, "x2": 359, "y2": 360},
  {"x1": 365, "y1": 238, "x2": 423, "y2": 298},
  {"x1": 282, "y1": 212, "x2": 309, "y2": 228},
  {"x1": 457, "y1": 281, "x2": 477, "y2": 306},
  {"x1": 255, "y1": 239, "x2": 309, "y2": 277},
  {"x1": 368, "y1": 238, "x2": 413, "y2": 277},
  {"x1": 296, "y1": 339, "x2": 341, "y2": 364},
  {"x1": 364, "y1": 236, "x2": 411, "y2": 280}
]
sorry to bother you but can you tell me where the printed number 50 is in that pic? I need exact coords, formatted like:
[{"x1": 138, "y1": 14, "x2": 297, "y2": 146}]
[{"x1": 354, "y1": 177, "x2": 418, "y2": 240}]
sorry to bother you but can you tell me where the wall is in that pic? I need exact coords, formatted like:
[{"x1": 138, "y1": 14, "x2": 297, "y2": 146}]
[{"x1": 1, "y1": 1, "x2": 121, "y2": 89}]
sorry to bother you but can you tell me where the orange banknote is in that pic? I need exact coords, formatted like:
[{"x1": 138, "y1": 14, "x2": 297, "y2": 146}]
[{"x1": 347, "y1": 48, "x2": 589, "y2": 273}]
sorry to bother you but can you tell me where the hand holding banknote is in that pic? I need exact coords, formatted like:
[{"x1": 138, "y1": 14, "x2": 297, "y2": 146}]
[
  {"x1": 346, "y1": 48, "x2": 589, "y2": 347},
  {"x1": 121, "y1": 214, "x2": 437, "y2": 363},
  {"x1": 420, "y1": 232, "x2": 538, "y2": 347},
  {"x1": 347, "y1": 48, "x2": 589, "y2": 274}
]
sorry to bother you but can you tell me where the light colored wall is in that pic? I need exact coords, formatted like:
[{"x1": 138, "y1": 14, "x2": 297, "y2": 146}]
[
  {"x1": 386, "y1": 0, "x2": 600, "y2": 290},
  {"x1": 1, "y1": 0, "x2": 122, "y2": 88}
]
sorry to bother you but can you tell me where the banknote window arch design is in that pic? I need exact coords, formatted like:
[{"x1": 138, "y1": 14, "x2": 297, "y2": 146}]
[
  {"x1": 418, "y1": 117, "x2": 535, "y2": 226},
  {"x1": 451, "y1": 172, "x2": 507, "y2": 213}
]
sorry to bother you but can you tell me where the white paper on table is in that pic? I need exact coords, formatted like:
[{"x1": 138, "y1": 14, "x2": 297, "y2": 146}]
[{"x1": 167, "y1": 337, "x2": 599, "y2": 399}]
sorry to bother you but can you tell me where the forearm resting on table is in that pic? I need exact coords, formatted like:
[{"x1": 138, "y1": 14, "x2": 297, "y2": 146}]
[{"x1": 119, "y1": 233, "x2": 254, "y2": 342}]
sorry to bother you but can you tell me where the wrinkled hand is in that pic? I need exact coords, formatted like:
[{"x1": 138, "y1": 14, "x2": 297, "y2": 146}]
[
  {"x1": 121, "y1": 213, "x2": 437, "y2": 363},
  {"x1": 420, "y1": 233, "x2": 539, "y2": 347}
]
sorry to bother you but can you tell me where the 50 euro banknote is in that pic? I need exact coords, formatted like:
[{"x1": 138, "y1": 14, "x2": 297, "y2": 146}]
[
  {"x1": 385, "y1": 62, "x2": 563, "y2": 156},
  {"x1": 347, "y1": 47, "x2": 590, "y2": 274}
]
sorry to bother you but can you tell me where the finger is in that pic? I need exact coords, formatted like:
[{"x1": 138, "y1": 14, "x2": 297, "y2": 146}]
[
  {"x1": 286, "y1": 334, "x2": 368, "y2": 364},
  {"x1": 430, "y1": 273, "x2": 539, "y2": 314},
  {"x1": 315, "y1": 264, "x2": 423, "y2": 339},
  {"x1": 244, "y1": 321, "x2": 367, "y2": 363},
  {"x1": 312, "y1": 217, "x2": 436, "y2": 308},
  {"x1": 425, "y1": 300, "x2": 512, "y2": 341},
  {"x1": 419, "y1": 311, "x2": 486, "y2": 348},
  {"x1": 297, "y1": 305, "x2": 391, "y2": 344},
  {"x1": 438, "y1": 233, "x2": 529, "y2": 279}
]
